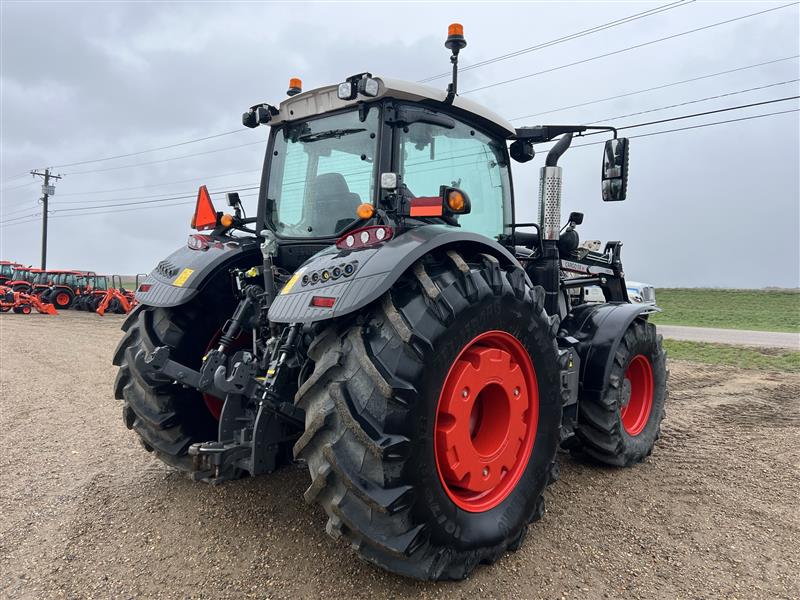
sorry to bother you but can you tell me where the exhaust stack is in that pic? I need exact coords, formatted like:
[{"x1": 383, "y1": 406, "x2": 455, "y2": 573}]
[{"x1": 538, "y1": 133, "x2": 573, "y2": 240}]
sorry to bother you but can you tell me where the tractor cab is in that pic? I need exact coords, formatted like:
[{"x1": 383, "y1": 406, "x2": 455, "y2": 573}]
[{"x1": 0, "y1": 261, "x2": 19, "y2": 285}]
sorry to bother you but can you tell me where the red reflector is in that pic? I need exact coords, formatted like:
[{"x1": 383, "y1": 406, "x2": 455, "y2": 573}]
[
  {"x1": 191, "y1": 185, "x2": 217, "y2": 230},
  {"x1": 409, "y1": 196, "x2": 443, "y2": 217},
  {"x1": 138, "y1": 284, "x2": 152, "y2": 292},
  {"x1": 310, "y1": 296, "x2": 336, "y2": 308}
]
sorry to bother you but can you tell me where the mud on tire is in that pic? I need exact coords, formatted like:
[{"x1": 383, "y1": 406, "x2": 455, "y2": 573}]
[{"x1": 294, "y1": 249, "x2": 562, "y2": 580}]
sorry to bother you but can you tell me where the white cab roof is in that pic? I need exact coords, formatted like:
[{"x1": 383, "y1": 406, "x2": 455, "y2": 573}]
[{"x1": 272, "y1": 76, "x2": 516, "y2": 137}]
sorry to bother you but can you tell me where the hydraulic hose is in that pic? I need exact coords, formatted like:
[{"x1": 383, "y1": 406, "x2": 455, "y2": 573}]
[{"x1": 545, "y1": 132, "x2": 573, "y2": 167}]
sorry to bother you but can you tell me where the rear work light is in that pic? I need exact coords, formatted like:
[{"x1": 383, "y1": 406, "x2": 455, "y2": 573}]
[
  {"x1": 310, "y1": 296, "x2": 336, "y2": 308},
  {"x1": 336, "y1": 226, "x2": 394, "y2": 250}
]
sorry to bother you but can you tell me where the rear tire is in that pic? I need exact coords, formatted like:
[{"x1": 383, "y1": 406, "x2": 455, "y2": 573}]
[
  {"x1": 294, "y1": 250, "x2": 562, "y2": 580},
  {"x1": 572, "y1": 319, "x2": 667, "y2": 466},
  {"x1": 112, "y1": 300, "x2": 229, "y2": 470}
]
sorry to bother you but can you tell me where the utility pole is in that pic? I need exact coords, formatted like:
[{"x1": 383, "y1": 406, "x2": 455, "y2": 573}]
[{"x1": 30, "y1": 168, "x2": 62, "y2": 269}]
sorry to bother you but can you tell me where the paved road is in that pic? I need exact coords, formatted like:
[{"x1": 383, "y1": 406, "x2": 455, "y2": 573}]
[{"x1": 658, "y1": 324, "x2": 800, "y2": 350}]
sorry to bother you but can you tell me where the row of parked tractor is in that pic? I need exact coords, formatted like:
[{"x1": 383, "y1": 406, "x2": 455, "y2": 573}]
[{"x1": 0, "y1": 260, "x2": 145, "y2": 316}]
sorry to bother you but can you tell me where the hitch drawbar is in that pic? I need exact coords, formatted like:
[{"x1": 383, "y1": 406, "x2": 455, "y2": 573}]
[{"x1": 135, "y1": 345, "x2": 303, "y2": 483}]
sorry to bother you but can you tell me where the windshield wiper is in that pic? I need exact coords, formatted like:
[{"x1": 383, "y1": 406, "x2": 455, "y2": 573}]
[{"x1": 297, "y1": 127, "x2": 366, "y2": 143}]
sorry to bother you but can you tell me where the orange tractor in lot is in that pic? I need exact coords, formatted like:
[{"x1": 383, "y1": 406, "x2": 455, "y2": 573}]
[
  {"x1": 0, "y1": 285, "x2": 57, "y2": 314},
  {"x1": 40, "y1": 270, "x2": 94, "y2": 309},
  {"x1": 96, "y1": 275, "x2": 135, "y2": 315}
]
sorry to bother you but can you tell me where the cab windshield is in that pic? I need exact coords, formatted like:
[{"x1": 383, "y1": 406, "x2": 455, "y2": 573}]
[
  {"x1": 0, "y1": 264, "x2": 12, "y2": 277},
  {"x1": 11, "y1": 268, "x2": 30, "y2": 282},
  {"x1": 267, "y1": 107, "x2": 379, "y2": 238}
]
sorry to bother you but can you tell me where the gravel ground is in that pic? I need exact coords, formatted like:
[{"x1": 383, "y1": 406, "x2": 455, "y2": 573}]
[{"x1": 1, "y1": 312, "x2": 798, "y2": 599}]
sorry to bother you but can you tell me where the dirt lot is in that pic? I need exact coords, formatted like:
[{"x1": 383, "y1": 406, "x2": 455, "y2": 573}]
[{"x1": 1, "y1": 312, "x2": 798, "y2": 599}]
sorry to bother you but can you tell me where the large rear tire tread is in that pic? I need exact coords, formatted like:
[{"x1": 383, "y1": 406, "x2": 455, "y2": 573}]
[
  {"x1": 295, "y1": 249, "x2": 562, "y2": 580},
  {"x1": 113, "y1": 302, "x2": 220, "y2": 471},
  {"x1": 572, "y1": 319, "x2": 668, "y2": 467}
]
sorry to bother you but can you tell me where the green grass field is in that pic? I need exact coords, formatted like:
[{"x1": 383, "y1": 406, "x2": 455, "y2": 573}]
[
  {"x1": 650, "y1": 288, "x2": 800, "y2": 333},
  {"x1": 664, "y1": 340, "x2": 800, "y2": 373}
]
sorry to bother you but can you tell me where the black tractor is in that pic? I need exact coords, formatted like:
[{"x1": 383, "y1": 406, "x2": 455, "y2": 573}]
[{"x1": 113, "y1": 24, "x2": 667, "y2": 581}]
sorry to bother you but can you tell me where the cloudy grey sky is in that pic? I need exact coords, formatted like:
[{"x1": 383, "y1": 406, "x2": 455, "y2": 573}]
[{"x1": 1, "y1": 1, "x2": 798, "y2": 287}]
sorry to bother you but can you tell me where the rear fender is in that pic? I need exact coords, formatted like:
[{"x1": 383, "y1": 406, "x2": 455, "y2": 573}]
[
  {"x1": 268, "y1": 224, "x2": 521, "y2": 324},
  {"x1": 560, "y1": 302, "x2": 651, "y2": 397},
  {"x1": 135, "y1": 236, "x2": 261, "y2": 308}
]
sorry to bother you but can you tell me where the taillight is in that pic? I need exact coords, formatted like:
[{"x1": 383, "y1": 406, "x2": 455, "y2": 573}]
[
  {"x1": 310, "y1": 296, "x2": 336, "y2": 308},
  {"x1": 336, "y1": 226, "x2": 394, "y2": 250},
  {"x1": 137, "y1": 284, "x2": 152, "y2": 292},
  {"x1": 188, "y1": 234, "x2": 210, "y2": 250}
]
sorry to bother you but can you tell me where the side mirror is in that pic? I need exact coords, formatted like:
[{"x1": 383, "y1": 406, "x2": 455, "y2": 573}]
[
  {"x1": 601, "y1": 138, "x2": 629, "y2": 201},
  {"x1": 510, "y1": 139, "x2": 535, "y2": 163}
]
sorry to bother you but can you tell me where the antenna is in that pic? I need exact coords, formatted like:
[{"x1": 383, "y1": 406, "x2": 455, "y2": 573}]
[{"x1": 444, "y1": 23, "x2": 467, "y2": 104}]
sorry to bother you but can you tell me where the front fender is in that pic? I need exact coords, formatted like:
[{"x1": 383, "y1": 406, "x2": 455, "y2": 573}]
[
  {"x1": 561, "y1": 302, "x2": 652, "y2": 395},
  {"x1": 135, "y1": 236, "x2": 261, "y2": 308},
  {"x1": 268, "y1": 224, "x2": 520, "y2": 324}
]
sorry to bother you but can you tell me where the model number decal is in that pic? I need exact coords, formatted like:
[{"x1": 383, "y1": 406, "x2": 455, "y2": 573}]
[
  {"x1": 560, "y1": 260, "x2": 614, "y2": 276},
  {"x1": 173, "y1": 268, "x2": 194, "y2": 287}
]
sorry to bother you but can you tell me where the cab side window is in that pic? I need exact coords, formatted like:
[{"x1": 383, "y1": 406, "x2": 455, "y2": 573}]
[{"x1": 398, "y1": 116, "x2": 511, "y2": 239}]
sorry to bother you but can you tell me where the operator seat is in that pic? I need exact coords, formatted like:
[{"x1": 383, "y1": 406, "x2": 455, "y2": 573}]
[{"x1": 309, "y1": 173, "x2": 361, "y2": 235}]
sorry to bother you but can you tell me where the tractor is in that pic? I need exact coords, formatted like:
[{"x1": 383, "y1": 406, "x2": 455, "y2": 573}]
[
  {"x1": 96, "y1": 274, "x2": 144, "y2": 315},
  {"x1": 113, "y1": 25, "x2": 667, "y2": 581},
  {"x1": 0, "y1": 261, "x2": 21, "y2": 286},
  {"x1": 40, "y1": 270, "x2": 87, "y2": 309},
  {"x1": 5, "y1": 266, "x2": 35, "y2": 293},
  {"x1": 73, "y1": 274, "x2": 109, "y2": 311}
]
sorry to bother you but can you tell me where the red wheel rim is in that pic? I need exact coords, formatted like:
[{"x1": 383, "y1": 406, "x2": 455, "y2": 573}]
[
  {"x1": 434, "y1": 330, "x2": 539, "y2": 513},
  {"x1": 56, "y1": 292, "x2": 69, "y2": 306},
  {"x1": 620, "y1": 354, "x2": 654, "y2": 436},
  {"x1": 201, "y1": 329, "x2": 251, "y2": 420},
  {"x1": 22, "y1": 305, "x2": 31, "y2": 314}
]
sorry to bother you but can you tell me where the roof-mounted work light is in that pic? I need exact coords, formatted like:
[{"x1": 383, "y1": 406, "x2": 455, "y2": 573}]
[{"x1": 337, "y1": 73, "x2": 379, "y2": 100}]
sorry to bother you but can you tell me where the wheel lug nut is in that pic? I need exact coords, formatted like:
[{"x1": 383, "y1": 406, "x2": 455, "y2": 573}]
[
  {"x1": 461, "y1": 388, "x2": 468, "y2": 398},
  {"x1": 513, "y1": 387, "x2": 520, "y2": 397},
  {"x1": 482, "y1": 467, "x2": 489, "y2": 477}
]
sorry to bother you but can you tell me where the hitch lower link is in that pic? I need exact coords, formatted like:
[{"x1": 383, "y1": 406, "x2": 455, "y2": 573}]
[{"x1": 134, "y1": 334, "x2": 303, "y2": 484}]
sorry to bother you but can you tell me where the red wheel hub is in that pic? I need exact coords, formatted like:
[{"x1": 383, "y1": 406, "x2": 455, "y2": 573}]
[
  {"x1": 620, "y1": 354, "x2": 654, "y2": 436},
  {"x1": 434, "y1": 330, "x2": 538, "y2": 513},
  {"x1": 56, "y1": 292, "x2": 70, "y2": 306}
]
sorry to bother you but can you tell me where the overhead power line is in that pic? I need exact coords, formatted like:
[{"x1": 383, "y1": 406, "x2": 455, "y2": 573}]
[
  {"x1": 55, "y1": 168, "x2": 261, "y2": 197},
  {"x1": 1, "y1": 192, "x2": 261, "y2": 229},
  {"x1": 462, "y1": 2, "x2": 799, "y2": 95},
  {"x1": 0, "y1": 180, "x2": 38, "y2": 192},
  {"x1": 62, "y1": 140, "x2": 263, "y2": 176},
  {"x1": 418, "y1": 0, "x2": 695, "y2": 82},
  {"x1": 586, "y1": 79, "x2": 799, "y2": 124},
  {"x1": 572, "y1": 107, "x2": 799, "y2": 149},
  {"x1": 50, "y1": 129, "x2": 247, "y2": 169},
  {"x1": 509, "y1": 55, "x2": 800, "y2": 121}
]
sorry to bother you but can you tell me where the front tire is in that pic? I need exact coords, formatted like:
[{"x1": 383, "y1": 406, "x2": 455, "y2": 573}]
[
  {"x1": 572, "y1": 319, "x2": 667, "y2": 466},
  {"x1": 294, "y1": 250, "x2": 562, "y2": 580}
]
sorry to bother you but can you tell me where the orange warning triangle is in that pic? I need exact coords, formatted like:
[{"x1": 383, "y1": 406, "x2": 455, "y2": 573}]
[{"x1": 191, "y1": 185, "x2": 217, "y2": 230}]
